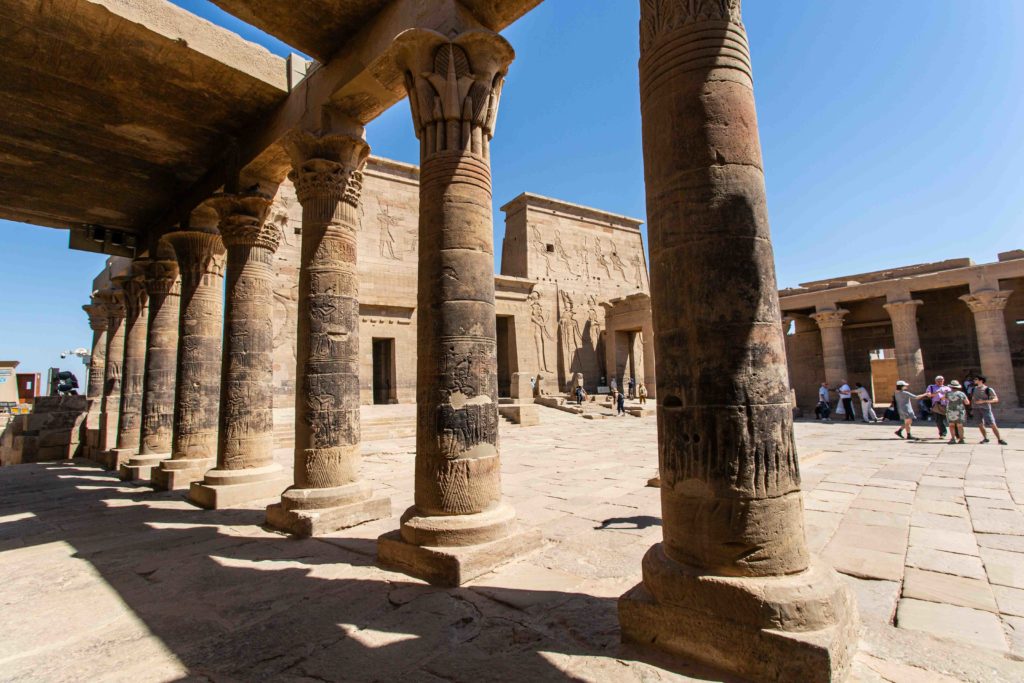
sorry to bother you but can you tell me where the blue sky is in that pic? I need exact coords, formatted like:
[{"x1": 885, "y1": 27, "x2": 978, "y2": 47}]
[{"x1": 2, "y1": 0, "x2": 1023, "y2": 379}]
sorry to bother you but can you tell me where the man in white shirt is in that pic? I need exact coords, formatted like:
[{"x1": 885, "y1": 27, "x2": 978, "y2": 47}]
[
  {"x1": 816, "y1": 383, "x2": 832, "y2": 421},
  {"x1": 855, "y1": 382, "x2": 878, "y2": 422},
  {"x1": 838, "y1": 380, "x2": 855, "y2": 422}
]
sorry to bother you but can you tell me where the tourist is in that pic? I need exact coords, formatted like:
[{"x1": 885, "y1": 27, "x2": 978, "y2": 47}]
[
  {"x1": 855, "y1": 382, "x2": 878, "y2": 423},
  {"x1": 973, "y1": 376, "x2": 1008, "y2": 445},
  {"x1": 815, "y1": 382, "x2": 832, "y2": 421},
  {"x1": 574, "y1": 385, "x2": 584, "y2": 406},
  {"x1": 964, "y1": 374, "x2": 976, "y2": 419},
  {"x1": 616, "y1": 389, "x2": 626, "y2": 416},
  {"x1": 838, "y1": 380, "x2": 855, "y2": 422},
  {"x1": 638, "y1": 383, "x2": 648, "y2": 405},
  {"x1": 628, "y1": 377, "x2": 636, "y2": 399},
  {"x1": 944, "y1": 380, "x2": 969, "y2": 445},
  {"x1": 925, "y1": 375, "x2": 951, "y2": 438},
  {"x1": 894, "y1": 380, "x2": 928, "y2": 440},
  {"x1": 610, "y1": 378, "x2": 618, "y2": 394}
]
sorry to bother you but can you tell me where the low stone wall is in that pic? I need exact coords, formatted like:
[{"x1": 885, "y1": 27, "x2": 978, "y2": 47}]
[{"x1": 0, "y1": 396, "x2": 90, "y2": 465}]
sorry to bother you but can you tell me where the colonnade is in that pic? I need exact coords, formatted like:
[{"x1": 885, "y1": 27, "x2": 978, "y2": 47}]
[
  {"x1": 807, "y1": 288, "x2": 1019, "y2": 407},
  {"x1": 80, "y1": 3, "x2": 857, "y2": 679}
]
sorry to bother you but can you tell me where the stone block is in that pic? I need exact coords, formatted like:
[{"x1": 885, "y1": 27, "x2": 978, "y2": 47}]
[
  {"x1": 896, "y1": 598, "x2": 1007, "y2": 651},
  {"x1": 151, "y1": 459, "x2": 213, "y2": 491},
  {"x1": 189, "y1": 471, "x2": 292, "y2": 510},
  {"x1": 266, "y1": 495, "x2": 392, "y2": 538},
  {"x1": 119, "y1": 453, "x2": 170, "y2": 481},
  {"x1": 377, "y1": 526, "x2": 543, "y2": 587},
  {"x1": 902, "y1": 567, "x2": 997, "y2": 612},
  {"x1": 618, "y1": 547, "x2": 858, "y2": 683},
  {"x1": 498, "y1": 404, "x2": 539, "y2": 426}
]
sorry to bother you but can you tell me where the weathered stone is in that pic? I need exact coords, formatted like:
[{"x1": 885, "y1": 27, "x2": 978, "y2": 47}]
[
  {"x1": 151, "y1": 229, "x2": 226, "y2": 491},
  {"x1": 190, "y1": 191, "x2": 290, "y2": 508},
  {"x1": 104, "y1": 259, "x2": 149, "y2": 469},
  {"x1": 617, "y1": 3, "x2": 856, "y2": 680},
  {"x1": 896, "y1": 598, "x2": 1008, "y2": 651},
  {"x1": 376, "y1": 28, "x2": 540, "y2": 586},
  {"x1": 121, "y1": 251, "x2": 180, "y2": 481}
]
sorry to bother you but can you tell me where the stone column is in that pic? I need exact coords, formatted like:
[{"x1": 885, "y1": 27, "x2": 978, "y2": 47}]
[
  {"x1": 265, "y1": 126, "x2": 390, "y2": 536},
  {"x1": 152, "y1": 229, "x2": 226, "y2": 491},
  {"x1": 82, "y1": 303, "x2": 108, "y2": 399},
  {"x1": 376, "y1": 29, "x2": 539, "y2": 587},
  {"x1": 618, "y1": 2, "x2": 857, "y2": 681},
  {"x1": 190, "y1": 192, "x2": 290, "y2": 508},
  {"x1": 883, "y1": 298, "x2": 925, "y2": 388},
  {"x1": 97, "y1": 286, "x2": 126, "y2": 457},
  {"x1": 810, "y1": 308, "x2": 849, "y2": 388},
  {"x1": 105, "y1": 260, "x2": 150, "y2": 470},
  {"x1": 81, "y1": 301, "x2": 108, "y2": 457},
  {"x1": 961, "y1": 289, "x2": 1020, "y2": 410},
  {"x1": 121, "y1": 251, "x2": 181, "y2": 481}
]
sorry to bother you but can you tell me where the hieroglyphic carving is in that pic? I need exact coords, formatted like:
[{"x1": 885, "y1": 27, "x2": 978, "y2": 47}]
[
  {"x1": 558, "y1": 290, "x2": 583, "y2": 385},
  {"x1": 593, "y1": 237, "x2": 612, "y2": 278},
  {"x1": 139, "y1": 256, "x2": 180, "y2": 455},
  {"x1": 610, "y1": 250, "x2": 628, "y2": 281},
  {"x1": 529, "y1": 290, "x2": 553, "y2": 372},
  {"x1": 377, "y1": 199, "x2": 401, "y2": 260},
  {"x1": 640, "y1": 0, "x2": 743, "y2": 52},
  {"x1": 631, "y1": 252, "x2": 645, "y2": 288},
  {"x1": 531, "y1": 225, "x2": 552, "y2": 277},
  {"x1": 281, "y1": 129, "x2": 370, "y2": 496},
  {"x1": 554, "y1": 231, "x2": 578, "y2": 275},
  {"x1": 115, "y1": 261, "x2": 150, "y2": 451}
]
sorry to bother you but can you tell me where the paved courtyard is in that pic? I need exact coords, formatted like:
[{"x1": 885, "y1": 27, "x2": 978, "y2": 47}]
[{"x1": 1, "y1": 407, "x2": 1023, "y2": 682}]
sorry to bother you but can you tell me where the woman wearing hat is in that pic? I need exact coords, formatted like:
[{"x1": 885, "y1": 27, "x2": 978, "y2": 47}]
[{"x1": 944, "y1": 380, "x2": 970, "y2": 445}]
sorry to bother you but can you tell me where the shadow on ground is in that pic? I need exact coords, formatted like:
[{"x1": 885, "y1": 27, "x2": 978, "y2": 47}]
[{"x1": 0, "y1": 461, "x2": 739, "y2": 682}]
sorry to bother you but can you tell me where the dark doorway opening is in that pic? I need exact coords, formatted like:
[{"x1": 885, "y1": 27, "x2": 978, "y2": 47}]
[
  {"x1": 372, "y1": 338, "x2": 396, "y2": 405},
  {"x1": 496, "y1": 316, "x2": 515, "y2": 398}
]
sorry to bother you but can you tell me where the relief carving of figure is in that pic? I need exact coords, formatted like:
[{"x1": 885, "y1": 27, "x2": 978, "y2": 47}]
[
  {"x1": 610, "y1": 250, "x2": 628, "y2": 281},
  {"x1": 273, "y1": 282, "x2": 298, "y2": 360},
  {"x1": 593, "y1": 237, "x2": 612, "y2": 278},
  {"x1": 586, "y1": 294, "x2": 602, "y2": 349},
  {"x1": 377, "y1": 199, "x2": 401, "y2": 260},
  {"x1": 631, "y1": 252, "x2": 645, "y2": 288},
  {"x1": 528, "y1": 290, "x2": 553, "y2": 372},
  {"x1": 554, "y1": 231, "x2": 578, "y2": 275},
  {"x1": 531, "y1": 225, "x2": 553, "y2": 277},
  {"x1": 559, "y1": 290, "x2": 583, "y2": 383}
]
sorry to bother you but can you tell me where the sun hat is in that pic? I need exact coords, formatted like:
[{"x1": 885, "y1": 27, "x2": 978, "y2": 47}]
[
  {"x1": 896, "y1": 380, "x2": 908, "y2": 387},
  {"x1": 949, "y1": 380, "x2": 962, "y2": 388}
]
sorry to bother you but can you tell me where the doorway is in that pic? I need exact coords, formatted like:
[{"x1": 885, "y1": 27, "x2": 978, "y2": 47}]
[
  {"x1": 496, "y1": 316, "x2": 515, "y2": 398},
  {"x1": 372, "y1": 338, "x2": 396, "y2": 404}
]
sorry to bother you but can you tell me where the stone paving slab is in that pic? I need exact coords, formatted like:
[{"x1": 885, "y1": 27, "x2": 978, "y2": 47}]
[{"x1": 2, "y1": 417, "x2": 1024, "y2": 681}]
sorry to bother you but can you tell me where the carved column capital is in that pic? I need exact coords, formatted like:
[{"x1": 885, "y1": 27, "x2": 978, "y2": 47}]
[
  {"x1": 640, "y1": 0, "x2": 744, "y2": 52},
  {"x1": 393, "y1": 28, "x2": 514, "y2": 159},
  {"x1": 810, "y1": 308, "x2": 848, "y2": 330},
  {"x1": 121, "y1": 260, "x2": 151, "y2": 320},
  {"x1": 883, "y1": 299, "x2": 923, "y2": 315},
  {"x1": 98, "y1": 287, "x2": 127, "y2": 322},
  {"x1": 208, "y1": 192, "x2": 281, "y2": 252},
  {"x1": 960, "y1": 290, "x2": 1012, "y2": 314},
  {"x1": 163, "y1": 229, "x2": 226, "y2": 284},
  {"x1": 144, "y1": 259, "x2": 181, "y2": 296},
  {"x1": 83, "y1": 303, "x2": 109, "y2": 331},
  {"x1": 282, "y1": 131, "x2": 369, "y2": 207}
]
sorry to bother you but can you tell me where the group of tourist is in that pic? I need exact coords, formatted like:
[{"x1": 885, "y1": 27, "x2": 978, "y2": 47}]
[{"x1": 816, "y1": 376, "x2": 1008, "y2": 445}]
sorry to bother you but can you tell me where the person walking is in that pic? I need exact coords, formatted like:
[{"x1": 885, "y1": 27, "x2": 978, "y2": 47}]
[
  {"x1": 838, "y1": 380, "x2": 855, "y2": 422},
  {"x1": 638, "y1": 383, "x2": 648, "y2": 405},
  {"x1": 628, "y1": 377, "x2": 636, "y2": 399},
  {"x1": 815, "y1": 382, "x2": 832, "y2": 422},
  {"x1": 616, "y1": 388, "x2": 626, "y2": 416},
  {"x1": 973, "y1": 376, "x2": 1008, "y2": 445},
  {"x1": 925, "y1": 375, "x2": 951, "y2": 438},
  {"x1": 575, "y1": 385, "x2": 584, "y2": 406},
  {"x1": 855, "y1": 382, "x2": 878, "y2": 423},
  {"x1": 944, "y1": 380, "x2": 970, "y2": 445},
  {"x1": 894, "y1": 380, "x2": 928, "y2": 440}
]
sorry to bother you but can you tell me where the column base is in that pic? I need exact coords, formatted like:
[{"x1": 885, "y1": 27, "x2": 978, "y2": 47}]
[
  {"x1": 646, "y1": 474, "x2": 661, "y2": 487},
  {"x1": 618, "y1": 544, "x2": 858, "y2": 683},
  {"x1": 265, "y1": 481, "x2": 391, "y2": 537},
  {"x1": 97, "y1": 447, "x2": 136, "y2": 470},
  {"x1": 189, "y1": 463, "x2": 291, "y2": 509},
  {"x1": 119, "y1": 452, "x2": 170, "y2": 481},
  {"x1": 377, "y1": 503, "x2": 543, "y2": 587},
  {"x1": 151, "y1": 458, "x2": 214, "y2": 491}
]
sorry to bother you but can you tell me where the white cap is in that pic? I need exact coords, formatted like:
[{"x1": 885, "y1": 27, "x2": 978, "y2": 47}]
[{"x1": 896, "y1": 380, "x2": 908, "y2": 387}]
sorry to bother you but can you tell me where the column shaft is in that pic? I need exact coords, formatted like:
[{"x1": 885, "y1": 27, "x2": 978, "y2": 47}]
[
  {"x1": 99, "y1": 291, "x2": 125, "y2": 454},
  {"x1": 811, "y1": 309, "x2": 849, "y2": 387},
  {"x1": 961, "y1": 290, "x2": 1020, "y2": 408},
  {"x1": 620, "y1": 2, "x2": 856, "y2": 679},
  {"x1": 83, "y1": 312, "x2": 107, "y2": 398},
  {"x1": 113, "y1": 263, "x2": 149, "y2": 460},
  {"x1": 190, "y1": 194, "x2": 288, "y2": 508},
  {"x1": 152, "y1": 230, "x2": 225, "y2": 490},
  {"x1": 883, "y1": 300, "x2": 925, "y2": 388},
  {"x1": 266, "y1": 128, "x2": 390, "y2": 535},
  {"x1": 120, "y1": 255, "x2": 180, "y2": 481}
]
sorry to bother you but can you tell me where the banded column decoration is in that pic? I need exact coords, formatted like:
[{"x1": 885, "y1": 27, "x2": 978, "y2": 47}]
[
  {"x1": 265, "y1": 126, "x2": 390, "y2": 535},
  {"x1": 121, "y1": 250, "x2": 181, "y2": 481},
  {"x1": 190, "y1": 192, "x2": 290, "y2": 508},
  {"x1": 810, "y1": 308, "x2": 850, "y2": 388},
  {"x1": 152, "y1": 228, "x2": 226, "y2": 491},
  {"x1": 961, "y1": 289, "x2": 1020, "y2": 409},
  {"x1": 82, "y1": 302, "x2": 108, "y2": 399},
  {"x1": 619, "y1": 1, "x2": 857, "y2": 680},
  {"x1": 98, "y1": 286, "x2": 126, "y2": 456},
  {"x1": 883, "y1": 298, "x2": 925, "y2": 389},
  {"x1": 107, "y1": 260, "x2": 150, "y2": 469},
  {"x1": 376, "y1": 28, "x2": 540, "y2": 587}
]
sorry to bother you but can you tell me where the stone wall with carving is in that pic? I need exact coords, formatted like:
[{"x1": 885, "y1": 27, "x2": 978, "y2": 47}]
[{"x1": 500, "y1": 193, "x2": 649, "y2": 392}]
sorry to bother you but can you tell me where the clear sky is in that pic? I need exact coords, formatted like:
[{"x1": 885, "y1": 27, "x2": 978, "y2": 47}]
[{"x1": 2, "y1": 0, "x2": 1022, "y2": 381}]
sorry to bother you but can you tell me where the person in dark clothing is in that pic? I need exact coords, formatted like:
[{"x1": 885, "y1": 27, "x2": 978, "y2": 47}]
[{"x1": 616, "y1": 389, "x2": 626, "y2": 416}]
